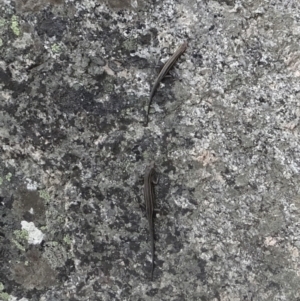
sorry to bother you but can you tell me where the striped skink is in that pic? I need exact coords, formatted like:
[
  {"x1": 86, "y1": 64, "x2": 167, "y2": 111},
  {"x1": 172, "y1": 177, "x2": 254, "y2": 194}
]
[
  {"x1": 144, "y1": 162, "x2": 158, "y2": 280},
  {"x1": 145, "y1": 41, "x2": 188, "y2": 126}
]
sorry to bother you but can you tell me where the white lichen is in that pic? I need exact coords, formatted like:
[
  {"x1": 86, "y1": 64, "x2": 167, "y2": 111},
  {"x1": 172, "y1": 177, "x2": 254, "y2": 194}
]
[{"x1": 21, "y1": 221, "x2": 44, "y2": 245}]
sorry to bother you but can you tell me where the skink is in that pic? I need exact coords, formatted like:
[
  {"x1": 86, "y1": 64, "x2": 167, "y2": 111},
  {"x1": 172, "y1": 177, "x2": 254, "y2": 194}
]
[
  {"x1": 145, "y1": 41, "x2": 188, "y2": 125},
  {"x1": 144, "y1": 162, "x2": 158, "y2": 280}
]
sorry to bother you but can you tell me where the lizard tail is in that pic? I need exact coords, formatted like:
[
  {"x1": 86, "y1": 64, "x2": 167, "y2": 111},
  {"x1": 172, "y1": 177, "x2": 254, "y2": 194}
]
[{"x1": 150, "y1": 227, "x2": 154, "y2": 280}]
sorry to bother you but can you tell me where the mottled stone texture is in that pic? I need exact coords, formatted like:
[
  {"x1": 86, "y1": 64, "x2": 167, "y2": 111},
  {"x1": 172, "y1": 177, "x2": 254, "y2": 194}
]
[{"x1": 0, "y1": 0, "x2": 300, "y2": 300}]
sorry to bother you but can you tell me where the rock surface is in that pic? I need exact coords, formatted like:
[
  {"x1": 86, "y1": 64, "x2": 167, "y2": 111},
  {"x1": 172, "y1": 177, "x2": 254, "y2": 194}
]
[{"x1": 1, "y1": 0, "x2": 300, "y2": 300}]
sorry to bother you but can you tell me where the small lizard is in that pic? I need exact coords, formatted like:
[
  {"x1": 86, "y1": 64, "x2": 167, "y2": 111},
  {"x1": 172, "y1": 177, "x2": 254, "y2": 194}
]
[
  {"x1": 145, "y1": 41, "x2": 188, "y2": 126},
  {"x1": 144, "y1": 162, "x2": 158, "y2": 280}
]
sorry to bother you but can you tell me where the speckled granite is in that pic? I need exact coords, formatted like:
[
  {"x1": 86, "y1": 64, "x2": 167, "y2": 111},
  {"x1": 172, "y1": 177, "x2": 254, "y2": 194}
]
[{"x1": 1, "y1": 0, "x2": 300, "y2": 300}]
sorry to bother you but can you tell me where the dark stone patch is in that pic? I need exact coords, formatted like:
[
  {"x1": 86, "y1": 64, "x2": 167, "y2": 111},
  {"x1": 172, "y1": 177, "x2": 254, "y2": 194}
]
[
  {"x1": 53, "y1": 85, "x2": 128, "y2": 122},
  {"x1": 53, "y1": 86, "x2": 97, "y2": 114},
  {"x1": 133, "y1": 135, "x2": 159, "y2": 157},
  {"x1": 146, "y1": 287, "x2": 159, "y2": 297},
  {"x1": 82, "y1": 203, "x2": 93, "y2": 214},
  {"x1": 197, "y1": 258, "x2": 207, "y2": 282},
  {"x1": 81, "y1": 187, "x2": 104, "y2": 202},
  {"x1": 76, "y1": 281, "x2": 85, "y2": 294},
  {"x1": 13, "y1": 186, "x2": 46, "y2": 226},
  {"x1": 0, "y1": 68, "x2": 32, "y2": 98},
  {"x1": 48, "y1": 0, "x2": 64, "y2": 4},
  {"x1": 126, "y1": 55, "x2": 149, "y2": 69},
  {"x1": 161, "y1": 159, "x2": 177, "y2": 174},
  {"x1": 37, "y1": 12, "x2": 67, "y2": 40},
  {"x1": 12, "y1": 249, "x2": 57, "y2": 290},
  {"x1": 100, "y1": 0, "x2": 132, "y2": 12},
  {"x1": 15, "y1": 0, "x2": 46, "y2": 13},
  {"x1": 61, "y1": 153, "x2": 81, "y2": 169},
  {"x1": 106, "y1": 136, "x2": 124, "y2": 156},
  {"x1": 131, "y1": 144, "x2": 143, "y2": 162},
  {"x1": 0, "y1": 195, "x2": 14, "y2": 209},
  {"x1": 93, "y1": 241, "x2": 108, "y2": 254},
  {"x1": 165, "y1": 232, "x2": 184, "y2": 253},
  {"x1": 0, "y1": 67, "x2": 11, "y2": 83},
  {"x1": 107, "y1": 92, "x2": 130, "y2": 113},
  {"x1": 99, "y1": 256, "x2": 114, "y2": 276},
  {"x1": 140, "y1": 33, "x2": 151, "y2": 45},
  {"x1": 68, "y1": 201, "x2": 81, "y2": 213},
  {"x1": 214, "y1": 0, "x2": 235, "y2": 6},
  {"x1": 11, "y1": 101, "x2": 68, "y2": 148},
  {"x1": 0, "y1": 240, "x2": 11, "y2": 265},
  {"x1": 128, "y1": 241, "x2": 140, "y2": 253}
]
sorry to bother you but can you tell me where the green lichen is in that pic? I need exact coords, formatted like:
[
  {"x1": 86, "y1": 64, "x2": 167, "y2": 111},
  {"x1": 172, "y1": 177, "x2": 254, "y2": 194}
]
[
  {"x1": 12, "y1": 239, "x2": 26, "y2": 251},
  {"x1": 0, "y1": 292, "x2": 10, "y2": 301},
  {"x1": 0, "y1": 282, "x2": 4, "y2": 291},
  {"x1": 11, "y1": 15, "x2": 20, "y2": 36},
  {"x1": 43, "y1": 241, "x2": 68, "y2": 268},
  {"x1": 0, "y1": 19, "x2": 6, "y2": 28},
  {"x1": 14, "y1": 229, "x2": 29, "y2": 241},
  {"x1": 5, "y1": 173, "x2": 12, "y2": 181},
  {"x1": 0, "y1": 177, "x2": 3, "y2": 185},
  {"x1": 102, "y1": 75, "x2": 115, "y2": 93},
  {"x1": 63, "y1": 234, "x2": 71, "y2": 245},
  {"x1": 12, "y1": 229, "x2": 29, "y2": 251},
  {"x1": 39, "y1": 189, "x2": 50, "y2": 201},
  {"x1": 123, "y1": 38, "x2": 136, "y2": 52},
  {"x1": 51, "y1": 43, "x2": 61, "y2": 53}
]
